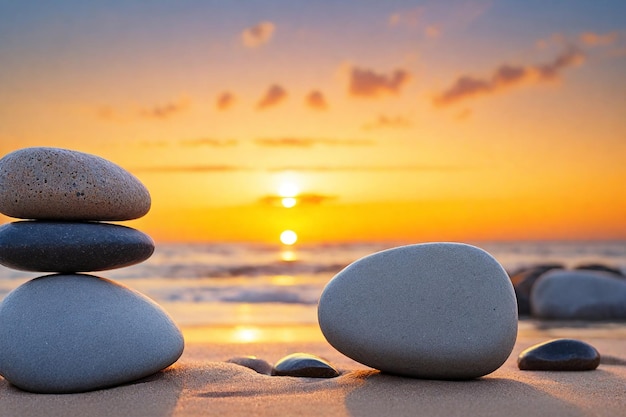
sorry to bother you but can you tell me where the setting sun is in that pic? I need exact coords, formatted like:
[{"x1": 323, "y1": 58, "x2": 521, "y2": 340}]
[
  {"x1": 281, "y1": 197, "x2": 297, "y2": 208},
  {"x1": 278, "y1": 182, "x2": 299, "y2": 198},
  {"x1": 280, "y1": 230, "x2": 298, "y2": 245}
]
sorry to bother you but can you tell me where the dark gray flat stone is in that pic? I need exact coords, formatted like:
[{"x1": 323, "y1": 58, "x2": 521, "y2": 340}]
[
  {"x1": 0, "y1": 221, "x2": 154, "y2": 272},
  {"x1": 226, "y1": 356, "x2": 273, "y2": 375},
  {"x1": 272, "y1": 353, "x2": 339, "y2": 378},
  {"x1": 518, "y1": 339, "x2": 600, "y2": 371},
  {"x1": 0, "y1": 274, "x2": 184, "y2": 393}
]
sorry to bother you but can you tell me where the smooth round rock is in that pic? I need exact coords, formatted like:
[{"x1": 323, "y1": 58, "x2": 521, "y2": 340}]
[
  {"x1": 318, "y1": 242, "x2": 518, "y2": 380},
  {"x1": 510, "y1": 264, "x2": 563, "y2": 316},
  {"x1": 0, "y1": 147, "x2": 150, "y2": 221},
  {"x1": 518, "y1": 339, "x2": 600, "y2": 371},
  {"x1": 0, "y1": 221, "x2": 154, "y2": 272},
  {"x1": 531, "y1": 270, "x2": 626, "y2": 320},
  {"x1": 0, "y1": 274, "x2": 184, "y2": 393},
  {"x1": 226, "y1": 356, "x2": 273, "y2": 375},
  {"x1": 272, "y1": 353, "x2": 339, "y2": 378}
]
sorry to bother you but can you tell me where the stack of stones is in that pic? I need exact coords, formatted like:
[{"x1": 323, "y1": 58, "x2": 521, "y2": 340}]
[{"x1": 0, "y1": 147, "x2": 184, "y2": 394}]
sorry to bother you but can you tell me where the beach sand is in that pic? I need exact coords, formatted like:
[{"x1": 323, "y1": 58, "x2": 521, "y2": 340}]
[{"x1": 1, "y1": 321, "x2": 625, "y2": 417}]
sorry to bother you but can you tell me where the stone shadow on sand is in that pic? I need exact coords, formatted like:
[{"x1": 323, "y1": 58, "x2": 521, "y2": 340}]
[
  {"x1": 344, "y1": 370, "x2": 586, "y2": 417},
  {"x1": 0, "y1": 367, "x2": 182, "y2": 417}
]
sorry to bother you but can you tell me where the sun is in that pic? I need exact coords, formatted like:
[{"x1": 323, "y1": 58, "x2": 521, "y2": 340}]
[
  {"x1": 278, "y1": 181, "x2": 299, "y2": 208},
  {"x1": 281, "y1": 197, "x2": 297, "y2": 208},
  {"x1": 280, "y1": 230, "x2": 298, "y2": 245},
  {"x1": 278, "y1": 182, "x2": 299, "y2": 197}
]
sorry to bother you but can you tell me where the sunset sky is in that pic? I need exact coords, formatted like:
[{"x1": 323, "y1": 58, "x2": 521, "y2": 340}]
[{"x1": 1, "y1": 1, "x2": 625, "y2": 243}]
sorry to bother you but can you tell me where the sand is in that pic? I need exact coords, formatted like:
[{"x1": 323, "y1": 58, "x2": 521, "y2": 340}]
[{"x1": 1, "y1": 321, "x2": 625, "y2": 417}]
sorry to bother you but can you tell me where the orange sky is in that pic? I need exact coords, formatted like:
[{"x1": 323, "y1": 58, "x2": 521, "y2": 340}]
[{"x1": 1, "y1": 1, "x2": 625, "y2": 243}]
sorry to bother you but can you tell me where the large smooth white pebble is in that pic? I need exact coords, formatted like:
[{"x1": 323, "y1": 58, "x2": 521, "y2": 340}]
[{"x1": 318, "y1": 242, "x2": 517, "y2": 379}]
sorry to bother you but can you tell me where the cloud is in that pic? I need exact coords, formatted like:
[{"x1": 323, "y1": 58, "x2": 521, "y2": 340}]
[
  {"x1": 433, "y1": 47, "x2": 585, "y2": 106},
  {"x1": 388, "y1": 1, "x2": 491, "y2": 39},
  {"x1": 305, "y1": 90, "x2": 328, "y2": 110},
  {"x1": 256, "y1": 84, "x2": 287, "y2": 109},
  {"x1": 259, "y1": 193, "x2": 336, "y2": 207},
  {"x1": 349, "y1": 67, "x2": 411, "y2": 98},
  {"x1": 363, "y1": 115, "x2": 412, "y2": 130},
  {"x1": 133, "y1": 165, "x2": 250, "y2": 173},
  {"x1": 133, "y1": 163, "x2": 470, "y2": 174},
  {"x1": 241, "y1": 21, "x2": 275, "y2": 48},
  {"x1": 267, "y1": 164, "x2": 470, "y2": 173},
  {"x1": 216, "y1": 92, "x2": 236, "y2": 110},
  {"x1": 180, "y1": 138, "x2": 238, "y2": 147},
  {"x1": 139, "y1": 97, "x2": 191, "y2": 119},
  {"x1": 255, "y1": 137, "x2": 374, "y2": 147},
  {"x1": 388, "y1": 7, "x2": 424, "y2": 28},
  {"x1": 95, "y1": 106, "x2": 125, "y2": 122},
  {"x1": 580, "y1": 31, "x2": 620, "y2": 46}
]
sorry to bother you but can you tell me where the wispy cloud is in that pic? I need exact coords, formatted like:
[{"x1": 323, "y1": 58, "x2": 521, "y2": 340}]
[
  {"x1": 259, "y1": 193, "x2": 336, "y2": 207},
  {"x1": 349, "y1": 67, "x2": 411, "y2": 98},
  {"x1": 255, "y1": 137, "x2": 374, "y2": 147},
  {"x1": 305, "y1": 90, "x2": 328, "y2": 110},
  {"x1": 216, "y1": 92, "x2": 236, "y2": 110},
  {"x1": 433, "y1": 47, "x2": 585, "y2": 106},
  {"x1": 267, "y1": 164, "x2": 470, "y2": 173},
  {"x1": 580, "y1": 31, "x2": 620, "y2": 46},
  {"x1": 139, "y1": 97, "x2": 191, "y2": 120},
  {"x1": 134, "y1": 165, "x2": 250, "y2": 173},
  {"x1": 241, "y1": 21, "x2": 275, "y2": 48},
  {"x1": 134, "y1": 163, "x2": 470, "y2": 174},
  {"x1": 95, "y1": 105, "x2": 125, "y2": 122},
  {"x1": 363, "y1": 115, "x2": 412, "y2": 130},
  {"x1": 180, "y1": 138, "x2": 238, "y2": 147},
  {"x1": 388, "y1": 7, "x2": 424, "y2": 28},
  {"x1": 388, "y1": 1, "x2": 491, "y2": 39},
  {"x1": 257, "y1": 84, "x2": 287, "y2": 109}
]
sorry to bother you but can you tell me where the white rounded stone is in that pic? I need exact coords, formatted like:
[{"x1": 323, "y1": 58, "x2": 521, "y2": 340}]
[
  {"x1": 0, "y1": 274, "x2": 184, "y2": 393},
  {"x1": 317, "y1": 242, "x2": 517, "y2": 379},
  {"x1": 0, "y1": 147, "x2": 150, "y2": 221}
]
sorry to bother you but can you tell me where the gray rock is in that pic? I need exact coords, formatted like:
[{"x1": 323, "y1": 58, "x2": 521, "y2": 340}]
[
  {"x1": 0, "y1": 274, "x2": 184, "y2": 393},
  {"x1": 318, "y1": 242, "x2": 517, "y2": 380},
  {"x1": 518, "y1": 339, "x2": 600, "y2": 371},
  {"x1": 531, "y1": 270, "x2": 626, "y2": 320},
  {"x1": 226, "y1": 356, "x2": 273, "y2": 375},
  {"x1": 0, "y1": 147, "x2": 150, "y2": 221},
  {"x1": 0, "y1": 221, "x2": 154, "y2": 272},
  {"x1": 573, "y1": 263, "x2": 623, "y2": 276},
  {"x1": 272, "y1": 353, "x2": 339, "y2": 378},
  {"x1": 510, "y1": 264, "x2": 563, "y2": 316}
]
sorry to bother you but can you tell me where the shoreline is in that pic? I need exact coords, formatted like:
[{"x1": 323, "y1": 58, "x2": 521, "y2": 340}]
[{"x1": 1, "y1": 322, "x2": 625, "y2": 417}]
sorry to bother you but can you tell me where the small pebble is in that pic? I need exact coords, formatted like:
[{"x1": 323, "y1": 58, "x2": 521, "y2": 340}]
[
  {"x1": 226, "y1": 356, "x2": 273, "y2": 375},
  {"x1": 518, "y1": 339, "x2": 600, "y2": 371},
  {"x1": 272, "y1": 353, "x2": 339, "y2": 378}
]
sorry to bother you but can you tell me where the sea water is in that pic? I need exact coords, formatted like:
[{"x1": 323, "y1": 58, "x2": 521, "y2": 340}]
[{"x1": 0, "y1": 241, "x2": 625, "y2": 326}]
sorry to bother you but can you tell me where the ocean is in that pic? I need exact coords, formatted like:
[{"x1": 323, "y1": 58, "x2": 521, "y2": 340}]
[{"x1": 1, "y1": 241, "x2": 625, "y2": 327}]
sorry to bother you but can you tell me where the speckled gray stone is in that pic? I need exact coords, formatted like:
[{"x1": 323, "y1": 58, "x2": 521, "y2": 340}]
[
  {"x1": 0, "y1": 221, "x2": 154, "y2": 272},
  {"x1": 0, "y1": 147, "x2": 150, "y2": 221},
  {"x1": 518, "y1": 339, "x2": 600, "y2": 371},
  {"x1": 531, "y1": 270, "x2": 626, "y2": 320},
  {"x1": 272, "y1": 353, "x2": 339, "y2": 378},
  {"x1": 318, "y1": 242, "x2": 518, "y2": 380},
  {"x1": 0, "y1": 274, "x2": 184, "y2": 393}
]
